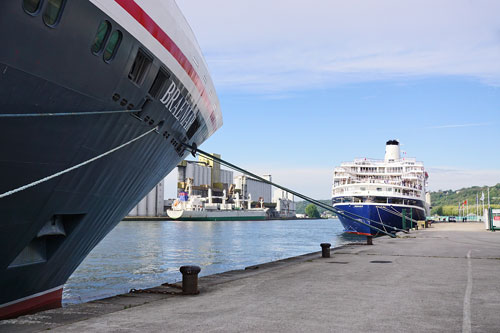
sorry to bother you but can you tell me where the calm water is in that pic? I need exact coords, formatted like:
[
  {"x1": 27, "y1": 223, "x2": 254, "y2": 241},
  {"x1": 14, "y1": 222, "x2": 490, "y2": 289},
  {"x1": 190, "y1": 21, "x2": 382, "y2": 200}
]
[{"x1": 63, "y1": 218, "x2": 358, "y2": 304}]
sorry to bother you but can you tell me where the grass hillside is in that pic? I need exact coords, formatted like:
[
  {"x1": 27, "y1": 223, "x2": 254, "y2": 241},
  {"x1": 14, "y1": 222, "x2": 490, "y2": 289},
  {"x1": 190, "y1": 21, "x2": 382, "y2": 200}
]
[{"x1": 430, "y1": 183, "x2": 500, "y2": 216}]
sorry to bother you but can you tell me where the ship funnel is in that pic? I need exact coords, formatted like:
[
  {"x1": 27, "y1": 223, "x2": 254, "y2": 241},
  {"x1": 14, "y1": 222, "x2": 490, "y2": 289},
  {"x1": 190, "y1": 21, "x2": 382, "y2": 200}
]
[{"x1": 385, "y1": 140, "x2": 400, "y2": 162}]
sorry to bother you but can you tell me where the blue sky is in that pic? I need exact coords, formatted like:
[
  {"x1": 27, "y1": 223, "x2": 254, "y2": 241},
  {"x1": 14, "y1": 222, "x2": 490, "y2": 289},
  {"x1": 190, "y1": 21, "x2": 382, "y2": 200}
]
[{"x1": 166, "y1": 0, "x2": 500, "y2": 199}]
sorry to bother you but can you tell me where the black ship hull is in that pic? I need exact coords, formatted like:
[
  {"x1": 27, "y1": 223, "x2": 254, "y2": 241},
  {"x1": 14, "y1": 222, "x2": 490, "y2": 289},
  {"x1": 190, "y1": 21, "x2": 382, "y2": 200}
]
[{"x1": 0, "y1": 0, "x2": 219, "y2": 319}]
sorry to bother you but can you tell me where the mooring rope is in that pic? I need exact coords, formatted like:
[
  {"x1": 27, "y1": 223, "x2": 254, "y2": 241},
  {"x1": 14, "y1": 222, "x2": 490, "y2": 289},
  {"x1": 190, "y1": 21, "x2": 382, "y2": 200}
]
[
  {"x1": 295, "y1": 196, "x2": 407, "y2": 234},
  {"x1": 378, "y1": 206, "x2": 420, "y2": 225},
  {"x1": 0, "y1": 109, "x2": 142, "y2": 118},
  {"x1": 184, "y1": 144, "x2": 402, "y2": 238},
  {"x1": 328, "y1": 204, "x2": 408, "y2": 234},
  {"x1": 0, "y1": 127, "x2": 158, "y2": 199}
]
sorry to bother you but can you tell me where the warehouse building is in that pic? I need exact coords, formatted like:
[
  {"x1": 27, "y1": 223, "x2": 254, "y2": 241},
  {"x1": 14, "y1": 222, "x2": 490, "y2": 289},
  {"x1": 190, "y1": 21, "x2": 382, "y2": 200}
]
[
  {"x1": 176, "y1": 153, "x2": 233, "y2": 198},
  {"x1": 234, "y1": 175, "x2": 273, "y2": 204}
]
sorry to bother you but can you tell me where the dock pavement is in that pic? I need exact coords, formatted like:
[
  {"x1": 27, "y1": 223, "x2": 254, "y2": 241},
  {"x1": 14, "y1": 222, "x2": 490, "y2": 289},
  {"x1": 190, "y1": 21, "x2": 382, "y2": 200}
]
[{"x1": 2, "y1": 222, "x2": 499, "y2": 332}]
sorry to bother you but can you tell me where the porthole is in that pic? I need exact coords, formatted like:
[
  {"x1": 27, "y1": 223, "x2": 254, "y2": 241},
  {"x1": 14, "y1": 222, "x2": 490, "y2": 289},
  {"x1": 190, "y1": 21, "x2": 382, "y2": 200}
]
[
  {"x1": 43, "y1": 0, "x2": 66, "y2": 27},
  {"x1": 23, "y1": 0, "x2": 43, "y2": 15},
  {"x1": 91, "y1": 21, "x2": 111, "y2": 55},
  {"x1": 103, "y1": 30, "x2": 122, "y2": 62}
]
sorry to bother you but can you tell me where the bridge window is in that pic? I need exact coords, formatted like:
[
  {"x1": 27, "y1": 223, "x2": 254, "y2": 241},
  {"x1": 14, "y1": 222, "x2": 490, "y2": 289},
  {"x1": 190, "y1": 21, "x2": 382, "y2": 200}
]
[
  {"x1": 91, "y1": 21, "x2": 111, "y2": 54},
  {"x1": 149, "y1": 69, "x2": 170, "y2": 99},
  {"x1": 128, "y1": 49, "x2": 152, "y2": 85},
  {"x1": 43, "y1": 0, "x2": 66, "y2": 27},
  {"x1": 23, "y1": 0, "x2": 43, "y2": 14},
  {"x1": 103, "y1": 30, "x2": 122, "y2": 62}
]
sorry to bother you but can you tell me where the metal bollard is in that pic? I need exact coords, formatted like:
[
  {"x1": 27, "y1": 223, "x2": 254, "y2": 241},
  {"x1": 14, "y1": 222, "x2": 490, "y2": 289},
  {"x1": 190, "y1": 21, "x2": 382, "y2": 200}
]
[
  {"x1": 320, "y1": 243, "x2": 331, "y2": 258},
  {"x1": 180, "y1": 265, "x2": 201, "y2": 295},
  {"x1": 366, "y1": 236, "x2": 373, "y2": 245}
]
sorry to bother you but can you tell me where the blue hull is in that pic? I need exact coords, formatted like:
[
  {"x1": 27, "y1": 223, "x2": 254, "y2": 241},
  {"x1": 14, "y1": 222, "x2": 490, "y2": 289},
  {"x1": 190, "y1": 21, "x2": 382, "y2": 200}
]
[{"x1": 334, "y1": 204, "x2": 426, "y2": 235}]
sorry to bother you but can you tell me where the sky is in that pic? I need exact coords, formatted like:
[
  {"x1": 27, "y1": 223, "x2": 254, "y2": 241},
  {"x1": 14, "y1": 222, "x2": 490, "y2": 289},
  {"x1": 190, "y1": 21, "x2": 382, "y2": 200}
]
[{"x1": 164, "y1": 0, "x2": 500, "y2": 199}]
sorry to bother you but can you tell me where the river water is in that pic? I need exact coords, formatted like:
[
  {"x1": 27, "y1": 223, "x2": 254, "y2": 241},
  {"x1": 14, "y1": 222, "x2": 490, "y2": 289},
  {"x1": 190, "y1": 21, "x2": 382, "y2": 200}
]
[{"x1": 63, "y1": 218, "x2": 358, "y2": 304}]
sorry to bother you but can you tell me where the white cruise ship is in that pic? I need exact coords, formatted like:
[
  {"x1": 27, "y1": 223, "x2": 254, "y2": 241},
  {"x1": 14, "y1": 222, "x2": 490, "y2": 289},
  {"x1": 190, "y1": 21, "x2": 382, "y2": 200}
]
[{"x1": 332, "y1": 140, "x2": 430, "y2": 235}]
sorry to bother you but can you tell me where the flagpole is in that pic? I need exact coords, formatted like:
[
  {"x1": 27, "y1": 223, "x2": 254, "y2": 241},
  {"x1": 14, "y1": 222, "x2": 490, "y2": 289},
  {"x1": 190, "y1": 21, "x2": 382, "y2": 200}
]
[
  {"x1": 476, "y1": 193, "x2": 479, "y2": 221},
  {"x1": 483, "y1": 193, "x2": 485, "y2": 216},
  {"x1": 488, "y1": 187, "x2": 490, "y2": 209},
  {"x1": 481, "y1": 191, "x2": 485, "y2": 221}
]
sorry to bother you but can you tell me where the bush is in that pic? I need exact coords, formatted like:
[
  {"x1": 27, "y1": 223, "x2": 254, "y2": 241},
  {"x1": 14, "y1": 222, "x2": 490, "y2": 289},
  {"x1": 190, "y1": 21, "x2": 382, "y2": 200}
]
[{"x1": 305, "y1": 204, "x2": 320, "y2": 218}]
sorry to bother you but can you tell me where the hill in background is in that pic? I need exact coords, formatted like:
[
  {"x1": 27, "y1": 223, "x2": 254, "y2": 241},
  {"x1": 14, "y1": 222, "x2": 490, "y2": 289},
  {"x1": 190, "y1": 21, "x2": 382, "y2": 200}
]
[{"x1": 430, "y1": 183, "x2": 500, "y2": 215}]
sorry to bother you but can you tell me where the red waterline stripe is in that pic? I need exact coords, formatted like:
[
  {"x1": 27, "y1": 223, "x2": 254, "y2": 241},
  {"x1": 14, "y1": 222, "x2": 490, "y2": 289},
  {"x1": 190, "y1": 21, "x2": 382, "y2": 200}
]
[
  {"x1": 345, "y1": 231, "x2": 373, "y2": 236},
  {"x1": 115, "y1": 0, "x2": 217, "y2": 127},
  {"x1": 0, "y1": 288, "x2": 62, "y2": 320}
]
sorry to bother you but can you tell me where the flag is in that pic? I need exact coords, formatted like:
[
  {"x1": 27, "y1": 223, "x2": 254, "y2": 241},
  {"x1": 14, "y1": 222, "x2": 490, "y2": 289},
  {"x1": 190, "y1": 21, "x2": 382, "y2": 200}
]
[
  {"x1": 464, "y1": 200, "x2": 467, "y2": 205},
  {"x1": 481, "y1": 192, "x2": 485, "y2": 201}
]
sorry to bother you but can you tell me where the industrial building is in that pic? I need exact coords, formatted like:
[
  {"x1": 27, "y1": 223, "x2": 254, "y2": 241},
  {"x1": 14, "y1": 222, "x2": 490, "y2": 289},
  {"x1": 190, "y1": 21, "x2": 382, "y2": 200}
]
[
  {"x1": 273, "y1": 189, "x2": 296, "y2": 218},
  {"x1": 128, "y1": 152, "x2": 295, "y2": 219},
  {"x1": 177, "y1": 153, "x2": 233, "y2": 199},
  {"x1": 235, "y1": 175, "x2": 273, "y2": 204}
]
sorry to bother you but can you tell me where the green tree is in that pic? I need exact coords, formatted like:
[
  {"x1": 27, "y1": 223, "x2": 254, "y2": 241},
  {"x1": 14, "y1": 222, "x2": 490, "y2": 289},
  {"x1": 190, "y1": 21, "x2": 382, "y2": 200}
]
[
  {"x1": 305, "y1": 204, "x2": 320, "y2": 218},
  {"x1": 432, "y1": 206, "x2": 444, "y2": 216}
]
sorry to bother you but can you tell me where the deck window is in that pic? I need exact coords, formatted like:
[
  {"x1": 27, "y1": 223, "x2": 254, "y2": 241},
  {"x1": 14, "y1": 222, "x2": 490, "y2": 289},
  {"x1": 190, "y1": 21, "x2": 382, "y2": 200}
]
[
  {"x1": 43, "y1": 0, "x2": 65, "y2": 27},
  {"x1": 91, "y1": 21, "x2": 111, "y2": 54},
  {"x1": 23, "y1": 0, "x2": 43, "y2": 14},
  {"x1": 149, "y1": 69, "x2": 171, "y2": 99},
  {"x1": 103, "y1": 30, "x2": 122, "y2": 62},
  {"x1": 128, "y1": 49, "x2": 152, "y2": 85}
]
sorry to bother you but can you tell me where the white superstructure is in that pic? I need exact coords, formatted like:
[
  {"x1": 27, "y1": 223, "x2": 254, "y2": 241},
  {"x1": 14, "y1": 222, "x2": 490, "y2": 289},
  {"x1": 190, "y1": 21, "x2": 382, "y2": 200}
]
[{"x1": 332, "y1": 140, "x2": 430, "y2": 208}]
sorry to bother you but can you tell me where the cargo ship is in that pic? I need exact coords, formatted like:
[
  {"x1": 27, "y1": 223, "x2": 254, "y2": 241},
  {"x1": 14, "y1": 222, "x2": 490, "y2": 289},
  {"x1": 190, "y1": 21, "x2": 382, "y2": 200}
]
[
  {"x1": 332, "y1": 140, "x2": 430, "y2": 235},
  {"x1": 167, "y1": 189, "x2": 267, "y2": 221},
  {"x1": 0, "y1": 0, "x2": 222, "y2": 319}
]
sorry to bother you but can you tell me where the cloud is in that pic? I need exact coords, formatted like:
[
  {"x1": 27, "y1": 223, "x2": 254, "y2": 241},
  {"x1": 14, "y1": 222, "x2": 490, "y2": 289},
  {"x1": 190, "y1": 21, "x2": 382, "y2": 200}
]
[{"x1": 177, "y1": 0, "x2": 500, "y2": 94}]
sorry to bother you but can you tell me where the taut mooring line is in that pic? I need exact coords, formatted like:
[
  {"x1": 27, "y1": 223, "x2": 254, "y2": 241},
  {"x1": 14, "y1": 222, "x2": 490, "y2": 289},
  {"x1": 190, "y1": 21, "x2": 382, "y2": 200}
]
[
  {"x1": 0, "y1": 127, "x2": 158, "y2": 199},
  {"x1": 183, "y1": 144, "x2": 402, "y2": 238},
  {"x1": 0, "y1": 109, "x2": 142, "y2": 118}
]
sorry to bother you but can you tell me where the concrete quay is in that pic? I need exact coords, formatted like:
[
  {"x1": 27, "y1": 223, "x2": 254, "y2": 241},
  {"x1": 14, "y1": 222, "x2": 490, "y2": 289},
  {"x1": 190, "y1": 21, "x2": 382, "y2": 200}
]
[{"x1": 2, "y1": 222, "x2": 499, "y2": 332}]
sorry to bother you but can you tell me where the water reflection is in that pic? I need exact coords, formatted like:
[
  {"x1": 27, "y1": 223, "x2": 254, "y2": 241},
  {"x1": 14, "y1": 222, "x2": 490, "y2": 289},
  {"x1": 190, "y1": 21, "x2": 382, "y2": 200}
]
[{"x1": 63, "y1": 218, "x2": 358, "y2": 304}]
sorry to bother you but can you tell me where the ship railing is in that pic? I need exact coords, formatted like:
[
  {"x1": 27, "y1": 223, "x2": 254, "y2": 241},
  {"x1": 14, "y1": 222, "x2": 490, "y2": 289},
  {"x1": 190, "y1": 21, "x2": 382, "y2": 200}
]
[
  {"x1": 332, "y1": 189, "x2": 425, "y2": 200},
  {"x1": 341, "y1": 157, "x2": 422, "y2": 166},
  {"x1": 332, "y1": 181, "x2": 425, "y2": 192}
]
